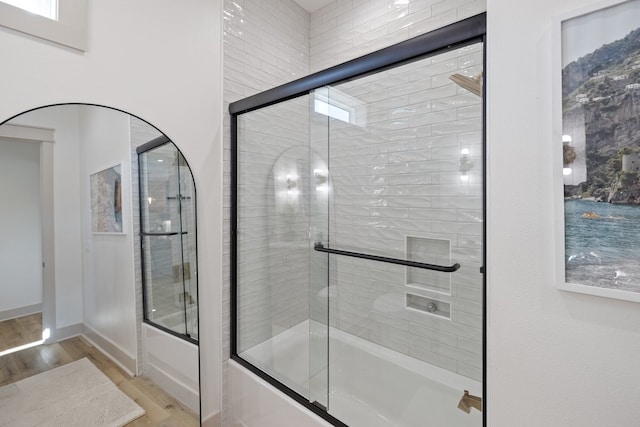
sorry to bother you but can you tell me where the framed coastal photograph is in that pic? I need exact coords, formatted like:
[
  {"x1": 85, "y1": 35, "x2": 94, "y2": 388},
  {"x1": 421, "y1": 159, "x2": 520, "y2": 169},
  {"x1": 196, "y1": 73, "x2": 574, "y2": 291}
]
[
  {"x1": 90, "y1": 163, "x2": 124, "y2": 234},
  {"x1": 555, "y1": 0, "x2": 640, "y2": 302}
]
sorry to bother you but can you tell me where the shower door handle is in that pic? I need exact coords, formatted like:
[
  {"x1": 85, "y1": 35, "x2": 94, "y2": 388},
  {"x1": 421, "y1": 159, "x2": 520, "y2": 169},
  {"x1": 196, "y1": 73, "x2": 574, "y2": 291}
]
[
  {"x1": 313, "y1": 242, "x2": 460, "y2": 273},
  {"x1": 139, "y1": 231, "x2": 187, "y2": 236}
]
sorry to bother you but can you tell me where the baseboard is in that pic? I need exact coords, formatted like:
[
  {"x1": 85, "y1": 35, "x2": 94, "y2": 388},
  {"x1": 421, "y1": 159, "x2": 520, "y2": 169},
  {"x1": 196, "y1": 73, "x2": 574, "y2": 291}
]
[
  {"x1": 145, "y1": 363, "x2": 200, "y2": 414},
  {"x1": 82, "y1": 324, "x2": 137, "y2": 376},
  {"x1": 0, "y1": 303, "x2": 41, "y2": 322},
  {"x1": 56, "y1": 323, "x2": 83, "y2": 340},
  {"x1": 202, "y1": 411, "x2": 221, "y2": 427}
]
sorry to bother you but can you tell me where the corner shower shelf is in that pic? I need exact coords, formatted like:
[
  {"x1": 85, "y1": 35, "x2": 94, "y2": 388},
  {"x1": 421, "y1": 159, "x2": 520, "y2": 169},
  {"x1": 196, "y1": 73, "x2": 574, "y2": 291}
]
[{"x1": 313, "y1": 242, "x2": 460, "y2": 273}]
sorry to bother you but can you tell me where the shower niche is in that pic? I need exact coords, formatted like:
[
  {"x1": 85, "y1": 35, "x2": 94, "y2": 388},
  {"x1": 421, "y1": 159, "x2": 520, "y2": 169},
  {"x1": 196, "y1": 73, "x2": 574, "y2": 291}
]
[
  {"x1": 231, "y1": 14, "x2": 486, "y2": 427},
  {"x1": 405, "y1": 236, "x2": 453, "y2": 294}
]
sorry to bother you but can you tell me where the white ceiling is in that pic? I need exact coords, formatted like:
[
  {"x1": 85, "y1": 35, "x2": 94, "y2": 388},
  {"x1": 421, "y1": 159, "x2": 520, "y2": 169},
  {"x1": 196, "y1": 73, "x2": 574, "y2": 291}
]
[{"x1": 293, "y1": 0, "x2": 334, "y2": 13}]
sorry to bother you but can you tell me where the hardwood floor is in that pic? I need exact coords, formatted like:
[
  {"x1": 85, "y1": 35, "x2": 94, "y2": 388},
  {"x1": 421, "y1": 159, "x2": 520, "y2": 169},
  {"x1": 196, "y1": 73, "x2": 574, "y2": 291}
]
[
  {"x1": 0, "y1": 315, "x2": 199, "y2": 426},
  {"x1": 0, "y1": 312, "x2": 42, "y2": 352}
]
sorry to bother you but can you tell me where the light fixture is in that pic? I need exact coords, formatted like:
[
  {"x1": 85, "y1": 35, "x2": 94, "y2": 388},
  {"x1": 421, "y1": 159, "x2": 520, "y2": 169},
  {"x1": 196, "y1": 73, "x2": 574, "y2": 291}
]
[
  {"x1": 459, "y1": 148, "x2": 473, "y2": 181},
  {"x1": 286, "y1": 174, "x2": 297, "y2": 190},
  {"x1": 315, "y1": 169, "x2": 328, "y2": 192},
  {"x1": 562, "y1": 135, "x2": 575, "y2": 176}
]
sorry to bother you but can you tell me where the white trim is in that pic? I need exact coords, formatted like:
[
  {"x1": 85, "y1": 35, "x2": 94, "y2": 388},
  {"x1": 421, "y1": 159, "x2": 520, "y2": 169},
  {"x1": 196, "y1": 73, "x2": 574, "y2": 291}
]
[
  {"x1": 40, "y1": 140, "x2": 56, "y2": 343},
  {"x1": 0, "y1": 0, "x2": 86, "y2": 51},
  {"x1": 56, "y1": 322, "x2": 83, "y2": 340},
  {"x1": 145, "y1": 363, "x2": 200, "y2": 414},
  {"x1": 142, "y1": 323, "x2": 199, "y2": 412},
  {"x1": 558, "y1": 281, "x2": 640, "y2": 303},
  {"x1": 201, "y1": 411, "x2": 221, "y2": 427},
  {"x1": 0, "y1": 123, "x2": 54, "y2": 142},
  {"x1": 0, "y1": 123, "x2": 56, "y2": 344},
  {"x1": 82, "y1": 324, "x2": 137, "y2": 376},
  {"x1": 553, "y1": 0, "x2": 636, "y2": 23},
  {"x1": 0, "y1": 303, "x2": 42, "y2": 322}
]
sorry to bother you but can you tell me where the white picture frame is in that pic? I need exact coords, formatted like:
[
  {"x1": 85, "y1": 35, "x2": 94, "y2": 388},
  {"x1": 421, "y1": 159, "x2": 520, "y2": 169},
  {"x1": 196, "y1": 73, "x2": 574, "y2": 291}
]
[
  {"x1": 90, "y1": 163, "x2": 125, "y2": 234},
  {"x1": 553, "y1": 0, "x2": 640, "y2": 303}
]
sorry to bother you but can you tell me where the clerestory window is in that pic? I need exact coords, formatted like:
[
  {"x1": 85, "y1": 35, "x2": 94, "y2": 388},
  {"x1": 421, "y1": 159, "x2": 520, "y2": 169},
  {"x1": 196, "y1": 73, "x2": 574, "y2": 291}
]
[{"x1": 0, "y1": 0, "x2": 86, "y2": 51}]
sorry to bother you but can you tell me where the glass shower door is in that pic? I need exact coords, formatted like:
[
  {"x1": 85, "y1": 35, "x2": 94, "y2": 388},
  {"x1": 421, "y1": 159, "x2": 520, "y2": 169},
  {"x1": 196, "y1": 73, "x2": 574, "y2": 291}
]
[
  {"x1": 139, "y1": 141, "x2": 198, "y2": 342},
  {"x1": 235, "y1": 94, "x2": 330, "y2": 407},
  {"x1": 314, "y1": 42, "x2": 485, "y2": 426}
]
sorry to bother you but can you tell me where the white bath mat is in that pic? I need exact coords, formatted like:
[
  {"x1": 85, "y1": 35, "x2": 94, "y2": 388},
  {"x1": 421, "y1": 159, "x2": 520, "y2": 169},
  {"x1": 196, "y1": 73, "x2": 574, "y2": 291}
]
[{"x1": 0, "y1": 357, "x2": 145, "y2": 426}]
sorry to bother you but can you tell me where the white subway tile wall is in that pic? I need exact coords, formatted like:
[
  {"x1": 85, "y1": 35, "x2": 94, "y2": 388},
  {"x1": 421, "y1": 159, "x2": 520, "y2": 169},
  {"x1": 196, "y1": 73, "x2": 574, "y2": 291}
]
[
  {"x1": 308, "y1": 41, "x2": 484, "y2": 381},
  {"x1": 310, "y1": 0, "x2": 486, "y2": 73},
  {"x1": 223, "y1": 1, "x2": 487, "y2": 417},
  {"x1": 236, "y1": 97, "x2": 312, "y2": 353},
  {"x1": 222, "y1": 0, "x2": 311, "y2": 421}
]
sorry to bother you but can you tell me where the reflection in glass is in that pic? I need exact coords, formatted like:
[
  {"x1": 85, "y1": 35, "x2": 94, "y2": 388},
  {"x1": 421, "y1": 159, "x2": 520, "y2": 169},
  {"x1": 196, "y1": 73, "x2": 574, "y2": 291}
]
[
  {"x1": 139, "y1": 140, "x2": 198, "y2": 341},
  {"x1": 235, "y1": 40, "x2": 484, "y2": 427}
]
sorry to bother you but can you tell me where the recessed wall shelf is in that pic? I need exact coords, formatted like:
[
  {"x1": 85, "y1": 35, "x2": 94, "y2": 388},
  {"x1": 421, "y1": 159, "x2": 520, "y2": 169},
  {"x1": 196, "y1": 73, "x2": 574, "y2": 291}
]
[
  {"x1": 405, "y1": 236, "x2": 453, "y2": 294},
  {"x1": 406, "y1": 293, "x2": 451, "y2": 320}
]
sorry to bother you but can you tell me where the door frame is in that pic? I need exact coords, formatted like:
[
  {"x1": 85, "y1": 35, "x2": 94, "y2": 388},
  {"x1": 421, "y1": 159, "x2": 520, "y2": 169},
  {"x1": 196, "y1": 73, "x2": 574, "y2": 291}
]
[{"x1": 0, "y1": 123, "x2": 56, "y2": 343}]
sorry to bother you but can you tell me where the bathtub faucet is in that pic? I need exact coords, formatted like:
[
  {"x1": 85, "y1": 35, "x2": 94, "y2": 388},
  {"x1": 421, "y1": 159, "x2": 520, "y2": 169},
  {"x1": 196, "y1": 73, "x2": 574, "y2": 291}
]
[{"x1": 457, "y1": 390, "x2": 482, "y2": 413}]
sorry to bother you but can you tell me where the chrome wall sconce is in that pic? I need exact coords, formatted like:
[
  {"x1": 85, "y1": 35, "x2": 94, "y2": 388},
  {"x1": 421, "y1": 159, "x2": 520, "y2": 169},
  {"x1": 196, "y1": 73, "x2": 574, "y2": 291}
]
[
  {"x1": 459, "y1": 148, "x2": 473, "y2": 181},
  {"x1": 562, "y1": 134, "x2": 574, "y2": 176},
  {"x1": 286, "y1": 174, "x2": 297, "y2": 191}
]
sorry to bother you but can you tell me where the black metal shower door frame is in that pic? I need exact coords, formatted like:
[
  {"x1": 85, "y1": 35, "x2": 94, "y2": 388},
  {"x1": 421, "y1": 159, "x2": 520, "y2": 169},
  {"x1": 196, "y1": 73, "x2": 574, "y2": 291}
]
[
  {"x1": 137, "y1": 135, "x2": 200, "y2": 345},
  {"x1": 230, "y1": 12, "x2": 487, "y2": 427}
]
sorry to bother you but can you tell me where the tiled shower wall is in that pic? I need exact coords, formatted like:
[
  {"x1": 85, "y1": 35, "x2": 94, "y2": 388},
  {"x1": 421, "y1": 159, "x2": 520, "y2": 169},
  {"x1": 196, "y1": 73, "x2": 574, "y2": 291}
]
[
  {"x1": 236, "y1": 98, "x2": 312, "y2": 352},
  {"x1": 224, "y1": 0, "x2": 311, "y2": 346},
  {"x1": 223, "y1": 0, "x2": 487, "y2": 415},
  {"x1": 222, "y1": 0, "x2": 310, "y2": 421},
  {"x1": 319, "y1": 43, "x2": 484, "y2": 381},
  {"x1": 310, "y1": 0, "x2": 487, "y2": 73}
]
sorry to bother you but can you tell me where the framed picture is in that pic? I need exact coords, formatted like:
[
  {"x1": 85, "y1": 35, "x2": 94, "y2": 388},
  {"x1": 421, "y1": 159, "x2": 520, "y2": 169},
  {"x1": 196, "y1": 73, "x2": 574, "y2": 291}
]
[
  {"x1": 90, "y1": 163, "x2": 124, "y2": 234},
  {"x1": 555, "y1": 0, "x2": 640, "y2": 302}
]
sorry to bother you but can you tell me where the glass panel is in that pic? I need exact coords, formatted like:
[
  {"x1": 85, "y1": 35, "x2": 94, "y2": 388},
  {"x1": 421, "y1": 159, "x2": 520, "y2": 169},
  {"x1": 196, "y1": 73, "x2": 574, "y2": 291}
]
[
  {"x1": 139, "y1": 143, "x2": 198, "y2": 341},
  {"x1": 142, "y1": 233, "x2": 188, "y2": 333},
  {"x1": 325, "y1": 42, "x2": 484, "y2": 426},
  {"x1": 236, "y1": 93, "x2": 329, "y2": 403}
]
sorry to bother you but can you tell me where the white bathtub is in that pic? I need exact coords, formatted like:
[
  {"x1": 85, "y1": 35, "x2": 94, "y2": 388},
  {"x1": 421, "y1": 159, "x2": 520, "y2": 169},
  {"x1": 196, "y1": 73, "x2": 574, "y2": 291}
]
[{"x1": 240, "y1": 321, "x2": 482, "y2": 427}]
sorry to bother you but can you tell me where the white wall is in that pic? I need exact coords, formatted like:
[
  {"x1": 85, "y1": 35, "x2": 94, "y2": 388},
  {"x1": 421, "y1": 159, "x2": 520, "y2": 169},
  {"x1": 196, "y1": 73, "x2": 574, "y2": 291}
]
[
  {"x1": 0, "y1": 0, "x2": 223, "y2": 423},
  {"x1": 487, "y1": 0, "x2": 640, "y2": 425},
  {"x1": 0, "y1": 139, "x2": 42, "y2": 316},
  {"x1": 143, "y1": 324, "x2": 200, "y2": 412},
  {"x1": 79, "y1": 106, "x2": 137, "y2": 367}
]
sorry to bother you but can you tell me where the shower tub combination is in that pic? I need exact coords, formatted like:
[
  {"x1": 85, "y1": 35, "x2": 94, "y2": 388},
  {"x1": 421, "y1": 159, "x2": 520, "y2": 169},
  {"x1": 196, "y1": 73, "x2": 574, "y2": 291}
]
[
  {"x1": 241, "y1": 321, "x2": 481, "y2": 427},
  {"x1": 231, "y1": 14, "x2": 486, "y2": 427}
]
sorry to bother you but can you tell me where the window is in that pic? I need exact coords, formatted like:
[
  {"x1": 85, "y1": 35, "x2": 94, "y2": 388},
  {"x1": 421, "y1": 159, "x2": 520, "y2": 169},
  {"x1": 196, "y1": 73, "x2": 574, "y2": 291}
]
[
  {"x1": 0, "y1": 0, "x2": 86, "y2": 51},
  {"x1": 314, "y1": 87, "x2": 367, "y2": 126},
  {"x1": 2, "y1": 0, "x2": 57, "y2": 20}
]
